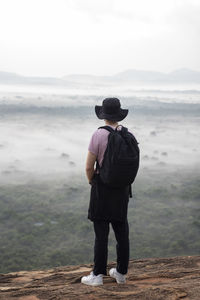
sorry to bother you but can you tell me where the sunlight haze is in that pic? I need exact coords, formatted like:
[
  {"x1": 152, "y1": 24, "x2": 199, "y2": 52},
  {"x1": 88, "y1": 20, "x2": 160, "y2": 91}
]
[{"x1": 0, "y1": 0, "x2": 199, "y2": 76}]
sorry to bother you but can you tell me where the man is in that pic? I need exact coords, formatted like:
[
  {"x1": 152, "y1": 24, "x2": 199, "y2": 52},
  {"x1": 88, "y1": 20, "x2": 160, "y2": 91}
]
[{"x1": 81, "y1": 98, "x2": 131, "y2": 286}]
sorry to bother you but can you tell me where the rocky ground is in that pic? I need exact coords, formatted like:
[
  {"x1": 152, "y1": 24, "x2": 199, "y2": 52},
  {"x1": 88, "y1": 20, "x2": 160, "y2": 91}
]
[{"x1": 0, "y1": 256, "x2": 200, "y2": 300}]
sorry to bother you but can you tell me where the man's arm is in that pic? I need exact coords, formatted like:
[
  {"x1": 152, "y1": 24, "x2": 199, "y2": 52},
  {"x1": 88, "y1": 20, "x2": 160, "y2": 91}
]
[{"x1": 86, "y1": 151, "x2": 97, "y2": 184}]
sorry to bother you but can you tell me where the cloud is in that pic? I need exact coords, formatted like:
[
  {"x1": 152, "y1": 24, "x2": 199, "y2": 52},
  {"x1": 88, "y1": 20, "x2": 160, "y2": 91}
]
[
  {"x1": 170, "y1": 2, "x2": 200, "y2": 34},
  {"x1": 66, "y1": 0, "x2": 200, "y2": 28},
  {"x1": 0, "y1": 0, "x2": 199, "y2": 76},
  {"x1": 67, "y1": 0, "x2": 115, "y2": 22}
]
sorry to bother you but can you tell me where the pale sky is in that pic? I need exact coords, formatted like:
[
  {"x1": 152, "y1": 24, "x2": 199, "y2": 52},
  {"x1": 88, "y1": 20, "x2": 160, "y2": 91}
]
[{"x1": 0, "y1": 0, "x2": 199, "y2": 77}]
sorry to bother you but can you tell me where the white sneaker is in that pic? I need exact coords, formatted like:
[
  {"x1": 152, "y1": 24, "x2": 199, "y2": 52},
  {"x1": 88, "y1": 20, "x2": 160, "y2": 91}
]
[
  {"x1": 81, "y1": 271, "x2": 103, "y2": 286},
  {"x1": 109, "y1": 268, "x2": 126, "y2": 284}
]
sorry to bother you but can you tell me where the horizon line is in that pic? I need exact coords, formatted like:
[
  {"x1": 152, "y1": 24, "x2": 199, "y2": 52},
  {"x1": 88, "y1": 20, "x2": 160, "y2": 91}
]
[{"x1": 0, "y1": 67, "x2": 199, "y2": 79}]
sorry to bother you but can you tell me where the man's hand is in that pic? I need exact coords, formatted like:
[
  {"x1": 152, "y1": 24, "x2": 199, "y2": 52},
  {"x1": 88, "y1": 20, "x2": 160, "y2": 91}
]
[{"x1": 86, "y1": 151, "x2": 97, "y2": 184}]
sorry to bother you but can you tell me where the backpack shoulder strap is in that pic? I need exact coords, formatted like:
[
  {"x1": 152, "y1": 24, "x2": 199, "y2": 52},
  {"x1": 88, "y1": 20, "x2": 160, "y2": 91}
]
[{"x1": 98, "y1": 126, "x2": 115, "y2": 133}]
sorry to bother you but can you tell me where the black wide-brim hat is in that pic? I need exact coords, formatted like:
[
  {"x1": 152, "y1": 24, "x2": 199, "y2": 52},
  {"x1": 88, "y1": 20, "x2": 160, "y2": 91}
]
[{"x1": 95, "y1": 97, "x2": 128, "y2": 122}]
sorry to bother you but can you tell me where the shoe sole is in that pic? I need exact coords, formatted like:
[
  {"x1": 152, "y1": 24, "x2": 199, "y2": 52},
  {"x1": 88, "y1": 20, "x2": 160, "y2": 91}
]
[
  {"x1": 111, "y1": 278, "x2": 126, "y2": 284},
  {"x1": 109, "y1": 273, "x2": 126, "y2": 284},
  {"x1": 81, "y1": 280, "x2": 103, "y2": 286},
  {"x1": 116, "y1": 280, "x2": 126, "y2": 284}
]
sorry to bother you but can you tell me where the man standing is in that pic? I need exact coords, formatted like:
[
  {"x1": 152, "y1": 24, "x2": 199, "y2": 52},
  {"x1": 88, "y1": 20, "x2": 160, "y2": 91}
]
[{"x1": 81, "y1": 98, "x2": 137, "y2": 286}]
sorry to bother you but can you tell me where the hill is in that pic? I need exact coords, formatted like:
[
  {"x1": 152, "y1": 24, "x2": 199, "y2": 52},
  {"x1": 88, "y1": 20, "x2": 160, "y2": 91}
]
[
  {"x1": 0, "y1": 255, "x2": 199, "y2": 299},
  {"x1": 1, "y1": 68, "x2": 200, "y2": 86}
]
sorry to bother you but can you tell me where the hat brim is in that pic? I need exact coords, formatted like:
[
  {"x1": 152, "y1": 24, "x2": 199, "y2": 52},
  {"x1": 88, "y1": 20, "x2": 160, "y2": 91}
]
[{"x1": 95, "y1": 105, "x2": 128, "y2": 122}]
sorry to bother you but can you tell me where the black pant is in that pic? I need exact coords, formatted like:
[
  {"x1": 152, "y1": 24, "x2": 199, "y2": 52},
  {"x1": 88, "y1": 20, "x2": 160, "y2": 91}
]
[{"x1": 93, "y1": 219, "x2": 129, "y2": 276}]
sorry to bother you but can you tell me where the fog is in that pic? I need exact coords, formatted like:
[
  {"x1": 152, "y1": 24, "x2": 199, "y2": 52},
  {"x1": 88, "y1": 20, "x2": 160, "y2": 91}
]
[
  {"x1": 0, "y1": 83, "x2": 200, "y2": 102},
  {"x1": 0, "y1": 86, "x2": 199, "y2": 185},
  {"x1": 1, "y1": 84, "x2": 200, "y2": 273}
]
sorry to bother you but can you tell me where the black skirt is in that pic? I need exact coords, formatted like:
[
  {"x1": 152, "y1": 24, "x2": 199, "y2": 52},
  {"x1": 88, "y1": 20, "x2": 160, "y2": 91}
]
[{"x1": 88, "y1": 173, "x2": 129, "y2": 222}]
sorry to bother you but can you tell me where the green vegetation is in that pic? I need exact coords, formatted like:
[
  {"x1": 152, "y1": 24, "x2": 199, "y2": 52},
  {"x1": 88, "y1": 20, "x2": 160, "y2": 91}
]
[{"x1": 0, "y1": 168, "x2": 199, "y2": 274}]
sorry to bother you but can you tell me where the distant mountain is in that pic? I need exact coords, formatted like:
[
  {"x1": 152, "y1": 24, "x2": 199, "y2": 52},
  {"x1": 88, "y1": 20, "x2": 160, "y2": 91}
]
[
  {"x1": 0, "y1": 71, "x2": 76, "y2": 86},
  {"x1": 168, "y1": 68, "x2": 200, "y2": 82},
  {"x1": 62, "y1": 74, "x2": 108, "y2": 82},
  {"x1": 113, "y1": 68, "x2": 200, "y2": 83},
  {"x1": 0, "y1": 71, "x2": 24, "y2": 82},
  {"x1": 0, "y1": 68, "x2": 200, "y2": 86},
  {"x1": 61, "y1": 68, "x2": 200, "y2": 84},
  {"x1": 113, "y1": 69, "x2": 167, "y2": 82}
]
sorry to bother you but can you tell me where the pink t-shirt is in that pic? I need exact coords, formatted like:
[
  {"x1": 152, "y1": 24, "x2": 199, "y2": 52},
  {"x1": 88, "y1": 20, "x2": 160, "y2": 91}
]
[{"x1": 88, "y1": 125, "x2": 132, "y2": 168}]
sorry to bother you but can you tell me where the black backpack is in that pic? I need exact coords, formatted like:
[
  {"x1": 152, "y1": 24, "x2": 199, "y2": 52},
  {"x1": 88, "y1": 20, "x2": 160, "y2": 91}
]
[{"x1": 96, "y1": 125, "x2": 140, "y2": 197}]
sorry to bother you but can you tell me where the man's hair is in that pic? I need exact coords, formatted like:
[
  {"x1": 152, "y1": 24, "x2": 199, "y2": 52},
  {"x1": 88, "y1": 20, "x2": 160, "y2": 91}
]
[{"x1": 105, "y1": 119, "x2": 118, "y2": 124}]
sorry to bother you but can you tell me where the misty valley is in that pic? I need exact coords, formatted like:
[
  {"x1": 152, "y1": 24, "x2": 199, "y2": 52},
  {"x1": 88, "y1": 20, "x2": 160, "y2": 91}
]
[{"x1": 0, "y1": 90, "x2": 199, "y2": 273}]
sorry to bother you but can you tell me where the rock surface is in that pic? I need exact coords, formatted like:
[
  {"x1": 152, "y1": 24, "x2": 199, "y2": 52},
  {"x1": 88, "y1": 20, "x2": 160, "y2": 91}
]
[{"x1": 0, "y1": 256, "x2": 200, "y2": 300}]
